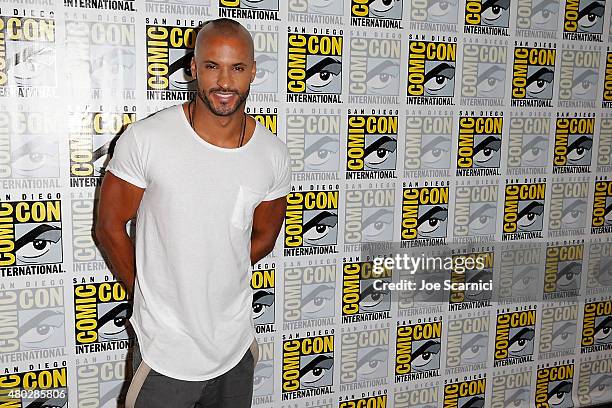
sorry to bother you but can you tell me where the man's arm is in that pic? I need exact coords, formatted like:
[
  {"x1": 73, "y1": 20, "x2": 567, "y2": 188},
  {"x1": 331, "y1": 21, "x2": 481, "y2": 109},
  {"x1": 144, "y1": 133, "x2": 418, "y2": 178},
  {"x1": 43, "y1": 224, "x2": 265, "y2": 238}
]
[
  {"x1": 250, "y1": 195, "x2": 287, "y2": 265},
  {"x1": 95, "y1": 171, "x2": 145, "y2": 296}
]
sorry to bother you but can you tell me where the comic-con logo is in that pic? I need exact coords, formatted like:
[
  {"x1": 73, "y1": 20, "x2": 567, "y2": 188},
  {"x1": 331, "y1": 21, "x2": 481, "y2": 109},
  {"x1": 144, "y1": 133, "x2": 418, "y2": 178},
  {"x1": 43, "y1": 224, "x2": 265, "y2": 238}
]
[
  {"x1": 443, "y1": 378, "x2": 486, "y2": 408},
  {"x1": 453, "y1": 183, "x2": 498, "y2": 241},
  {"x1": 76, "y1": 359, "x2": 128, "y2": 408},
  {"x1": 456, "y1": 115, "x2": 503, "y2": 176},
  {"x1": 544, "y1": 243, "x2": 583, "y2": 299},
  {"x1": 345, "y1": 185, "x2": 395, "y2": 245},
  {"x1": 282, "y1": 333, "x2": 334, "y2": 399},
  {"x1": 507, "y1": 113, "x2": 551, "y2": 174},
  {"x1": 0, "y1": 286, "x2": 65, "y2": 355},
  {"x1": 408, "y1": 0, "x2": 459, "y2": 29},
  {"x1": 283, "y1": 262, "x2": 336, "y2": 328},
  {"x1": 287, "y1": 31, "x2": 343, "y2": 103},
  {"x1": 502, "y1": 181, "x2": 546, "y2": 240},
  {"x1": 516, "y1": 0, "x2": 559, "y2": 34},
  {"x1": 340, "y1": 328, "x2": 389, "y2": 387},
  {"x1": 461, "y1": 42, "x2": 508, "y2": 103},
  {"x1": 73, "y1": 282, "x2": 132, "y2": 353},
  {"x1": 586, "y1": 240, "x2": 612, "y2": 293},
  {"x1": 247, "y1": 107, "x2": 277, "y2": 135},
  {"x1": 146, "y1": 23, "x2": 197, "y2": 100},
  {"x1": 492, "y1": 370, "x2": 532, "y2": 407},
  {"x1": 342, "y1": 259, "x2": 391, "y2": 323},
  {"x1": 582, "y1": 300, "x2": 612, "y2": 352},
  {"x1": 252, "y1": 265, "x2": 275, "y2": 333},
  {"x1": 351, "y1": 0, "x2": 404, "y2": 28},
  {"x1": 394, "y1": 384, "x2": 439, "y2": 407},
  {"x1": 65, "y1": 0, "x2": 134, "y2": 10},
  {"x1": 340, "y1": 393, "x2": 387, "y2": 408},
  {"x1": 284, "y1": 188, "x2": 339, "y2": 256},
  {"x1": 558, "y1": 48, "x2": 600, "y2": 108},
  {"x1": 253, "y1": 340, "x2": 274, "y2": 398},
  {"x1": 552, "y1": 117, "x2": 593, "y2": 173},
  {"x1": 549, "y1": 179, "x2": 588, "y2": 236},
  {"x1": 395, "y1": 319, "x2": 442, "y2": 381},
  {"x1": 535, "y1": 363, "x2": 574, "y2": 408},
  {"x1": 346, "y1": 114, "x2": 398, "y2": 179},
  {"x1": 401, "y1": 183, "x2": 449, "y2": 245},
  {"x1": 603, "y1": 52, "x2": 612, "y2": 108},
  {"x1": 349, "y1": 35, "x2": 401, "y2": 104},
  {"x1": 511, "y1": 45, "x2": 556, "y2": 107},
  {"x1": 249, "y1": 28, "x2": 279, "y2": 99},
  {"x1": 577, "y1": 357, "x2": 612, "y2": 406},
  {"x1": 592, "y1": 178, "x2": 612, "y2": 234},
  {"x1": 448, "y1": 251, "x2": 493, "y2": 310},
  {"x1": 464, "y1": 0, "x2": 510, "y2": 35},
  {"x1": 494, "y1": 309, "x2": 536, "y2": 366},
  {"x1": 0, "y1": 16, "x2": 56, "y2": 98},
  {"x1": 69, "y1": 111, "x2": 136, "y2": 187},
  {"x1": 0, "y1": 198, "x2": 63, "y2": 269},
  {"x1": 597, "y1": 115, "x2": 612, "y2": 170},
  {"x1": 219, "y1": 0, "x2": 279, "y2": 20},
  {"x1": 286, "y1": 111, "x2": 341, "y2": 173},
  {"x1": 404, "y1": 112, "x2": 453, "y2": 177},
  {"x1": 0, "y1": 111, "x2": 59, "y2": 180},
  {"x1": 406, "y1": 38, "x2": 456, "y2": 105},
  {"x1": 539, "y1": 303, "x2": 578, "y2": 359},
  {"x1": 0, "y1": 366, "x2": 68, "y2": 407},
  {"x1": 498, "y1": 243, "x2": 542, "y2": 302},
  {"x1": 446, "y1": 314, "x2": 489, "y2": 374},
  {"x1": 563, "y1": 0, "x2": 605, "y2": 41}
]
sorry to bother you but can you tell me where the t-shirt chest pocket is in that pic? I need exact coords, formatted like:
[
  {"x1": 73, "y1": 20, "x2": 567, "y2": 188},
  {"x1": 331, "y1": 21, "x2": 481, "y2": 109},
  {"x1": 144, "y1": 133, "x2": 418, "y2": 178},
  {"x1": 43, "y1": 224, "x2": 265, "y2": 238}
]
[{"x1": 231, "y1": 185, "x2": 266, "y2": 229}]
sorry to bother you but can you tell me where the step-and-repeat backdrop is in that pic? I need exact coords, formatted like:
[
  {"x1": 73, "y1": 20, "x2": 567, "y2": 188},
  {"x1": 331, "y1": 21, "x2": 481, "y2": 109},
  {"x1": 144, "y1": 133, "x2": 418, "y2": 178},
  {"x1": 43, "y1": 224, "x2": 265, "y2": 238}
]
[{"x1": 2, "y1": 0, "x2": 612, "y2": 406}]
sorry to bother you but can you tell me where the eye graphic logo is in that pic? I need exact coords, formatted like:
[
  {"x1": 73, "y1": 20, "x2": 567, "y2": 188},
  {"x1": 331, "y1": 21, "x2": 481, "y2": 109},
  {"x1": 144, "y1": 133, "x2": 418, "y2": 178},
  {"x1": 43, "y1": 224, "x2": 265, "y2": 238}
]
[
  {"x1": 502, "y1": 181, "x2": 546, "y2": 240},
  {"x1": 406, "y1": 40, "x2": 456, "y2": 104},
  {"x1": 401, "y1": 185, "x2": 449, "y2": 242},
  {"x1": 539, "y1": 304, "x2": 578, "y2": 359},
  {"x1": 0, "y1": 367, "x2": 68, "y2": 408},
  {"x1": 453, "y1": 184, "x2": 498, "y2": 239},
  {"x1": 603, "y1": 53, "x2": 612, "y2": 108},
  {"x1": 146, "y1": 25, "x2": 197, "y2": 100},
  {"x1": 516, "y1": 0, "x2": 559, "y2": 33},
  {"x1": 511, "y1": 46, "x2": 556, "y2": 108},
  {"x1": 340, "y1": 329, "x2": 389, "y2": 384},
  {"x1": 351, "y1": 0, "x2": 404, "y2": 28},
  {"x1": 443, "y1": 378, "x2": 486, "y2": 407},
  {"x1": 456, "y1": 116, "x2": 503, "y2": 176},
  {"x1": 586, "y1": 240, "x2": 612, "y2": 292},
  {"x1": 251, "y1": 267, "x2": 275, "y2": 327},
  {"x1": 563, "y1": 0, "x2": 605, "y2": 41},
  {"x1": 342, "y1": 260, "x2": 391, "y2": 323},
  {"x1": 0, "y1": 200, "x2": 63, "y2": 267},
  {"x1": 286, "y1": 113, "x2": 341, "y2": 173},
  {"x1": 491, "y1": 371, "x2": 532, "y2": 408},
  {"x1": 349, "y1": 36, "x2": 401, "y2": 102},
  {"x1": 252, "y1": 340, "x2": 273, "y2": 397},
  {"x1": 76, "y1": 359, "x2": 129, "y2": 408},
  {"x1": 74, "y1": 282, "x2": 132, "y2": 351},
  {"x1": 218, "y1": 0, "x2": 280, "y2": 21},
  {"x1": 282, "y1": 334, "x2": 334, "y2": 398},
  {"x1": 507, "y1": 114, "x2": 551, "y2": 173},
  {"x1": 345, "y1": 187, "x2": 395, "y2": 244},
  {"x1": 494, "y1": 309, "x2": 537, "y2": 366},
  {"x1": 464, "y1": 0, "x2": 511, "y2": 35},
  {"x1": 549, "y1": 180, "x2": 588, "y2": 234},
  {"x1": 250, "y1": 30, "x2": 279, "y2": 96},
  {"x1": 543, "y1": 243, "x2": 583, "y2": 299},
  {"x1": 409, "y1": 0, "x2": 459, "y2": 26},
  {"x1": 446, "y1": 315, "x2": 490, "y2": 373},
  {"x1": 582, "y1": 300, "x2": 612, "y2": 353},
  {"x1": 499, "y1": 244, "x2": 542, "y2": 303},
  {"x1": 461, "y1": 43, "x2": 508, "y2": 102},
  {"x1": 558, "y1": 49, "x2": 600, "y2": 108},
  {"x1": 288, "y1": 0, "x2": 344, "y2": 16},
  {"x1": 346, "y1": 115, "x2": 398, "y2": 178},
  {"x1": 591, "y1": 179, "x2": 612, "y2": 234},
  {"x1": 404, "y1": 113, "x2": 453, "y2": 176},
  {"x1": 0, "y1": 17, "x2": 56, "y2": 95},
  {"x1": 287, "y1": 33, "x2": 343, "y2": 103},
  {"x1": 552, "y1": 117, "x2": 594, "y2": 173},
  {"x1": 395, "y1": 321, "x2": 442, "y2": 381},
  {"x1": 578, "y1": 358, "x2": 612, "y2": 405},
  {"x1": 535, "y1": 364, "x2": 574, "y2": 408},
  {"x1": 448, "y1": 251, "x2": 494, "y2": 309},
  {"x1": 283, "y1": 263, "x2": 336, "y2": 324},
  {"x1": 284, "y1": 190, "x2": 339, "y2": 256}
]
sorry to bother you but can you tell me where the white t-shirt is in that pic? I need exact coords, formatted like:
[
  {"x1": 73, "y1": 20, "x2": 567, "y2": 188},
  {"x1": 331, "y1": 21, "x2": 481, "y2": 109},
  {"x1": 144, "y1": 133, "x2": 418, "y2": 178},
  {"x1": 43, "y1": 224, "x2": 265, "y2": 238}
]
[{"x1": 106, "y1": 104, "x2": 291, "y2": 380}]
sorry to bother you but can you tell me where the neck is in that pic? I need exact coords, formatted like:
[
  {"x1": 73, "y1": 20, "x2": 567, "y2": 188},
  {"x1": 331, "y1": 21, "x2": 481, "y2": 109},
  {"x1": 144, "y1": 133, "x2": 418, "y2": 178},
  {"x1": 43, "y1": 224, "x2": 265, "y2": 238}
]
[{"x1": 188, "y1": 96, "x2": 248, "y2": 148}]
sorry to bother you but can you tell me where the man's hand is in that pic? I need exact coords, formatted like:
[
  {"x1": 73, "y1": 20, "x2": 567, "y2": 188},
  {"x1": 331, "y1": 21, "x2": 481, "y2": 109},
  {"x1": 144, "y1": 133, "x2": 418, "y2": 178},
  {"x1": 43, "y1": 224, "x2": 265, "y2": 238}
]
[
  {"x1": 250, "y1": 196, "x2": 287, "y2": 265},
  {"x1": 95, "y1": 171, "x2": 145, "y2": 296}
]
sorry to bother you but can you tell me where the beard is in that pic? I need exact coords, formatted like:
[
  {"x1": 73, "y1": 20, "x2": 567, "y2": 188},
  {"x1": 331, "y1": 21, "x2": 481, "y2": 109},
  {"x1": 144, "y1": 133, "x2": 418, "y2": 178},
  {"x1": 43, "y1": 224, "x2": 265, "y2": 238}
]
[{"x1": 197, "y1": 85, "x2": 250, "y2": 117}]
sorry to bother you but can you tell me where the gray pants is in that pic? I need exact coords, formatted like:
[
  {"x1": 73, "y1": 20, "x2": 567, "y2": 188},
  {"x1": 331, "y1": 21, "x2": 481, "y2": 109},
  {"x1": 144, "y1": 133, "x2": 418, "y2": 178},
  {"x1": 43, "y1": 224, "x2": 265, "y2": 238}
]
[{"x1": 125, "y1": 336, "x2": 258, "y2": 408}]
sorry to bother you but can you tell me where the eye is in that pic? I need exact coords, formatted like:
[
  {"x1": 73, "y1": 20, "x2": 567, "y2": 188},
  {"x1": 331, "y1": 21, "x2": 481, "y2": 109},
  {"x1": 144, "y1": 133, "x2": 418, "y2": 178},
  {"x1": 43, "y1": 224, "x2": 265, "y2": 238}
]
[
  {"x1": 532, "y1": 3, "x2": 557, "y2": 25},
  {"x1": 577, "y1": 2, "x2": 604, "y2": 30},
  {"x1": 370, "y1": 0, "x2": 397, "y2": 13},
  {"x1": 411, "y1": 340, "x2": 441, "y2": 369},
  {"x1": 367, "y1": 61, "x2": 399, "y2": 92},
  {"x1": 421, "y1": 136, "x2": 450, "y2": 166},
  {"x1": 473, "y1": 136, "x2": 501, "y2": 165},
  {"x1": 508, "y1": 327, "x2": 535, "y2": 354},
  {"x1": 556, "y1": 262, "x2": 581, "y2": 289},
  {"x1": 20, "y1": 310, "x2": 64, "y2": 347},
  {"x1": 10, "y1": 46, "x2": 55, "y2": 80},
  {"x1": 303, "y1": 211, "x2": 338, "y2": 244},
  {"x1": 98, "y1": 304, "x2": 132, "y2": 339},
  {"x1": 301, "y1": 285, "x2": 334, "y2": 315},
  {"x1": 566, "y1": 136, "x2": 592, "y2": 163},
  {"x1": 521, "y1": 136, "x2": 547, "y2": 165},
  {"x1": 424, "y1": 63, "x2": 455, "y2": 95},
  {"x1": 364, "y1": 136, "x2": 397, "y2": 169},
  {"x1": 417, "y1": 206, "x2": 447, "y2": 235},
  {"x1": 304, "y1": 137, "x2": 338, "y2": 170},
  {"x1": 461, "y1": 334, "x2": 487, "y2": 360},
  {"x1": 468, "y1": 204, "x2": 496, "y2": 232},
  {"x1": 547, "y1": 381, "x2": 572, "y2": 406},
  {"x1": 517, "y1": 202, "x2": 544, "y2": 230},
  {"x1": 300, "y1": 355, "x2": 333, "y2": 386},
  {"x1": 362, "y1": 209, "x2": 393, "y2": 240},
  {"x1": 306, "y1": 58, "x2": 341, "y2": 90},
  {"x1": 253, "y1": 56, "x2": 277, "y2": 87},
  {"x1": 551, "y1": 322, "x2": 575, "y2": 348},
  {"x1": 571, "y1": 70, "x2": 596, "y2": 97},
  {"x1": 526, "y1": 68, "x2": 554, "y2": 96},
  {"x1": 15, "y1": 224, "x2": 62, "y2": 263},
  {"x1": 360, "y1": 282, "x2": 389, "y2": 310},
  {"x1": 477, "y1": 65, "x2": 505, "y2": 95},
  {"x1": 428, "y1": 0, "x2": 455, "y2": 17},
  {"x1": 590, "y1": 375, "x2": 612, "y2": 399},
  {"x1": 253, "y1": 363, "x2": 273, "y2": 390},
  {"x1": 252, "y1": 290, "x2": 274, "y2": 319},
  {"x1": 595, "y1": 317, "x2": 612, "y2": 343},
  {"x1": 512, "y1": 266, "x2": 537, "y2": 292},
  {"x1": 357, "y1": 350, "x2": 387, "y2": 377},
  {"x1": 481, "y1": 0, "x2": 509, "y2": 23}
]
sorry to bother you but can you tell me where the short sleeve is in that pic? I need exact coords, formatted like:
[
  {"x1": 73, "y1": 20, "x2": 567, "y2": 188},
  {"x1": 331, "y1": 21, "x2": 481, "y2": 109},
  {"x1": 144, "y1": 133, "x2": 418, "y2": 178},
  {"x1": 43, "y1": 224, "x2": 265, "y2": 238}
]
[
  {"x1": 263, "y1": 144, "x2": 292, "y2": 201},
  {"x1": 106, "y1": 125, "x2": 147, "y2": 188}
]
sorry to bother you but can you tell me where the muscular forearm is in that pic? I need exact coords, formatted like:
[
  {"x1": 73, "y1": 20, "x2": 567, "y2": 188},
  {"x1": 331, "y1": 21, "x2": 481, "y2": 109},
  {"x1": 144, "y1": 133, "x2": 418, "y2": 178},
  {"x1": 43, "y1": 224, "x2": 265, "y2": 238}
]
[
  {"x1": 250, "y1": 231, "x2": 276, "y2": 266},
  {"x1": 96, "y1": 225, "x2": 136, "y2": 296}
]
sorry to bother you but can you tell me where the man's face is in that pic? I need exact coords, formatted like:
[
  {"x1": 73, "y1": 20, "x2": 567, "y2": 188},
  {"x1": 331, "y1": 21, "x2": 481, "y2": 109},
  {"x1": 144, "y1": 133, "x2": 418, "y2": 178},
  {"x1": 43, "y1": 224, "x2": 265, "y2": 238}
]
[{"x1": 191, "y1": 33, "x2": 256, "y2": 116}]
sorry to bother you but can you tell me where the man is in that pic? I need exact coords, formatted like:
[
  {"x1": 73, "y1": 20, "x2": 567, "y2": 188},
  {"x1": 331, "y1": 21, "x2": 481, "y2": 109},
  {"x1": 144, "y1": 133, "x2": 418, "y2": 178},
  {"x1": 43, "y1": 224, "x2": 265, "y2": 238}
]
[{"x1": 95, "y1": 18, "x2": 290, "y2": 408}]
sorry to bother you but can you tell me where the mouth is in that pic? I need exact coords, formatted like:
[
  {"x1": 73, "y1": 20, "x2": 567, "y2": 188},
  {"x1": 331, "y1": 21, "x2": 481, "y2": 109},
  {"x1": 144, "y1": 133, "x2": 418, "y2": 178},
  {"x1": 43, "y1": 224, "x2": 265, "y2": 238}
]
[{"x1": 211, "y1": 91, "x2": 238, "y2": 103}]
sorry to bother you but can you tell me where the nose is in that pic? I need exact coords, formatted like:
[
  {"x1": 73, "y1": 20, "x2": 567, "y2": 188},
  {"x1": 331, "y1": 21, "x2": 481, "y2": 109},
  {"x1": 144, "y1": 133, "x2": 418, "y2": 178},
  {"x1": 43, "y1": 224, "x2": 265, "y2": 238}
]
[{"x1": 216, "y1": 67, "x2": 231, "y2": 89}]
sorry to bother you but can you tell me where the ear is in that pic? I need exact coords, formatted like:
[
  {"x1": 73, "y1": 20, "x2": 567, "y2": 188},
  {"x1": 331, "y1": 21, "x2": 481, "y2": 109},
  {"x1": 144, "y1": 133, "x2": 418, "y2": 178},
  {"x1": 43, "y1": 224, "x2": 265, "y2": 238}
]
[
  {"x1": 250, "y1": 59, "x2": 257, "y2": 83},
  {"x1": 191, "y1": 55, "x2": 197, "y2": 78}
]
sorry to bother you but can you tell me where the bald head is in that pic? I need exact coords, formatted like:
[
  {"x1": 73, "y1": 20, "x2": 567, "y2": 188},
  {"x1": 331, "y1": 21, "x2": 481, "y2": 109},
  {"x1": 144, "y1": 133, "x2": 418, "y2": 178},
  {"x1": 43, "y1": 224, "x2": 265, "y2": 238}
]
[{"x1": 194, "y1": 18, "x2": 254, "y2": 61}]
